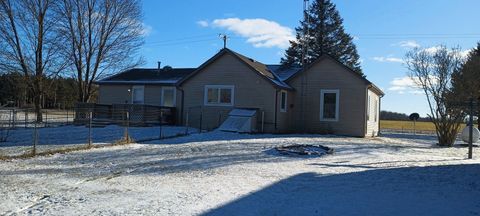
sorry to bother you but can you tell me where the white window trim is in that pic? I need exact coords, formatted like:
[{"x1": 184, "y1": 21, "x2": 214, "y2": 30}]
[
  {"x1": 280, "y1": 90, "x2": 287, "y2": 112},
  {"x1": 320, "y1": 89, "x2": 340, "y2": 122},
  {"x1": 204, "y1": 85, "x2": 235, "y2": 106},
  {"x1": 161, "y1": 87, "x2": 176, "y2": 107},
  {"x1": 131, "y1": 85, "x2": 145, "y2": 104}
]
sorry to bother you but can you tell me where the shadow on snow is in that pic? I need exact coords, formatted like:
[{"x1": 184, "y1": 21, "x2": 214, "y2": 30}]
[{"x1": 202, "y1": 164, "x2": 480, "y2": 216}]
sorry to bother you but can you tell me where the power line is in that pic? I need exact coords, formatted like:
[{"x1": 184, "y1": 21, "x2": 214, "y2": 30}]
[
  {"x1": 144, "y1": 38, "x2": 218, "y2": 47},
  {"x1": 145, "y1": 34, "x2": 217, "y2": 45}
]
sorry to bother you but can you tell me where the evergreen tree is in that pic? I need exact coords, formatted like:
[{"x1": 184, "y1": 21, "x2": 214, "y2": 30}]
[
  {"x1": 281, "y1": 0, "x2": 362, "y2": 74},
  {"x1": 450, "y1": 42, "x2": 480, "y2": 128}
]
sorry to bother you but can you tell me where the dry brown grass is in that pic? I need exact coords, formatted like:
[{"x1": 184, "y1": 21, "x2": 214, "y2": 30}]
[
  {"x1": 0, "y1": 139, "x2": 134, "y2": 161},
  {"x1": 381, "y1": 120, "x2": 472, "y2": 132}
]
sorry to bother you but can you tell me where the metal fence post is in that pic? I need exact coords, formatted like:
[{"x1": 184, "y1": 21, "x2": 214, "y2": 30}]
[
  {"x1": 199, "y1": 108, "x2": 203, "y2": 133},
  {"x1": 12, "y1": 109, "x2": 16, "y2": 129},
  {"x1": 159, "y1": 111, "x2": 163, "y2": 139},
  {"x1": 88, "y1": 111, "x2": 92, "y2": 148},
  {"x1": 218, "y1": 112, "x2": 222, "y2": 128},
  {"x1": 33, "y1": 121, "x2": 38, "y2": 156},
  {"x1": 261, "y1": 111, "x2": 265, "y2": 133},
  {"x1": 185, "y1": 111, "x2": 189, "y2": 135},
  {"x1": 24, "y1": 110, "x2": 28, "y2": 129},
  {"x1": 124, "y1": 111, "x2": 130, "y2": 142}
]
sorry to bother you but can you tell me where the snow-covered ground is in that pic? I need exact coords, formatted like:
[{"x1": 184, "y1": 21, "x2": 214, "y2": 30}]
[
  {"x1": 1, "y1": 131, "x2": 480, "y2": 215},
  {"x1": 0, "y1": 125, "x2": 195, "y2": 156}
]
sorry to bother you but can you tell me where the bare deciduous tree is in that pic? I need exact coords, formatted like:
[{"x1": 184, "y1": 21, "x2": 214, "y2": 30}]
[
  {"x1": 0, "y1": 0, "x2": 66, "y2": 121},
  {"x1": 57, "y1": 0, "x2": 144, "y2": 103},
  {"x1": 405, "y1": 45, "x2": 465, "y2": 146}
]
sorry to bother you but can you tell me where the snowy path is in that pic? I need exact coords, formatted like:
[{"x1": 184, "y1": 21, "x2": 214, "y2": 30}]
[{"x1": 1, "y1": 132, "x2": 479, "y2": 215}]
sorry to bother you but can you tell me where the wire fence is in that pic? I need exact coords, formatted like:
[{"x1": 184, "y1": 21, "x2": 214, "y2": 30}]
[{"x1": 0, "y1": 107, "x2": 196, "y2": 158}]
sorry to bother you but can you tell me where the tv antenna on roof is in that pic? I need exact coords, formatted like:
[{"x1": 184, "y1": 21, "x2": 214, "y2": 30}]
[{"x1": 219, "y1": 34, "x2": 228, "y2": 49}]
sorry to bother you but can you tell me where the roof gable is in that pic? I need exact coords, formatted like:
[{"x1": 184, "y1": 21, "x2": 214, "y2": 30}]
[
  {"x1": 178, "y1": 48, "x2": 292, "y2": 90},
  {"x1": 286, "y1": 54, "x2": 384, "y2": 96}
]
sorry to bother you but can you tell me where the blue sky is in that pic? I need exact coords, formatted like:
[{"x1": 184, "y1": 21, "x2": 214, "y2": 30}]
[{"x1": 140, "y1": 0, "x2": 480, "y2": 117}]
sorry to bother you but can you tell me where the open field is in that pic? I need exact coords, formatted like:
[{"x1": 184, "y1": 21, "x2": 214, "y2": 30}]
[
  {"x1": 1, "y1": 131, "x2": 480, "y2": 215},
  {"x1": 380, "y1": 120, "x2": 475, "y2": 133},
  {"x1": 381, "y1": 120, "x2": 438, "y2": 132}
]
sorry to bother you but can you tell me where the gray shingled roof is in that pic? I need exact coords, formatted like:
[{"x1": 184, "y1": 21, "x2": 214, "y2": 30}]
[
  {"x1": 226, "y1": 49, "x2": 293, "y2": 89},
  {"x1": 96, "y1": 68, "x2": 195, "y2": 85}
]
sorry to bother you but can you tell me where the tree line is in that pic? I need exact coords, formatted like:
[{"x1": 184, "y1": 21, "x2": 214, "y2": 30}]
[
  {"x1": 0, "y1": 0, "x2": 144, "y2": 121},
  {"x1": 0, "y1": 73, "x2": 83, "y2": 109},
  {"x1": 380, "y1": 111, "x2": 430, "y2": 122}
]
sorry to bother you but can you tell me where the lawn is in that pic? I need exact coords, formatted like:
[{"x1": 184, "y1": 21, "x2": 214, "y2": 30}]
[{"x1": 1, "y1": 131, "x2": 479, "y2": 215}]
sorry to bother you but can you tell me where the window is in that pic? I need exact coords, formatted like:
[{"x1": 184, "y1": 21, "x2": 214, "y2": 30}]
[
  {"x1": 131, "y1": 85, "x2": 144, "y2": 104},
  {"x1": 204, "y1": 85, "x2": 234, "y2": 106},
  {"x1": 280, "y1": 90, "x2": 287, "y2": 112},
  {"x1": 161, "y1": 87, "x2": 176, "y2": 107},
  {"x1": 374, "y1": 99, "x2": 378, "y2": 122},
  {"x1": 320, "y1": 89, "x2": 339, "y2": 121}
]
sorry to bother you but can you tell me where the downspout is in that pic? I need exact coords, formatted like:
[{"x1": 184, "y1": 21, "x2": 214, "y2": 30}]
[
  {"x1": 274, "y1": 89, "x2": 280, "y2": 132},
  {"x1": 378, "y1": 94, "x2": 383, "y2": 136},
  {"x1": 364, "y1": 87, "x2": 369, "y2": 137},
  {"x1": 178, "y1": 87, "x2": 185, "y2": 126}
]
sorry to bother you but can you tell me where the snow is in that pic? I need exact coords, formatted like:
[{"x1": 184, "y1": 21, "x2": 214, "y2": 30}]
[
  {"x1": 228, "y1": 108, "x2": 257, "y2": 117},
  {"x1": 1, "y1": 131, "x2": 480, "y2": 215},
  {"x1": 267, "y1": 64, "x2": 301, "y2": 81},
  {"x1": 0, "y1": 125, "x2": 196, "y2": 156}
]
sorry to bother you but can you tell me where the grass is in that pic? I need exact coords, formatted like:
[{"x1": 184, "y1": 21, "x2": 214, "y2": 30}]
[{"x1": 381, "y1": 120, "x2": 474, "y2": 132}]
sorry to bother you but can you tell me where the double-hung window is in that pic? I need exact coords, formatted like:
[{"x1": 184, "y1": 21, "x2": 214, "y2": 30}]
[
  {"x1": 320, "y1": 89, "x2": 339, "y2": 121},
  {"x1": 131, "y1": 85, "x2": 144, "y2": 104},
  {"x1": 161, "y1": 87, "x2": 176, "y2": 107},
  {"x1": 280, "y1": 90, "x2": 287, "y2": 112},
  {"x1": 204, "y1": 85, "x2": 234, "y2": 106}
]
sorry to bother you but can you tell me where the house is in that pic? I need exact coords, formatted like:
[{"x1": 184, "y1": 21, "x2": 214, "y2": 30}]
[{"x1": 96, "y1": 48, "x2": 384, "y2": 137}]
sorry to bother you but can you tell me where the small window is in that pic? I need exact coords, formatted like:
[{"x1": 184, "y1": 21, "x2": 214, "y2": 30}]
[
  {"x1": 161, "y1": 87, "x2": 176, "y2": 107},
  {"x1": 280, "y1": 91, "x2": 287, "y2": 112},
  {"x1": 374, "y1": 99, "x2": 378, "y2": 122},
  {"x1": 204, "y1": 85, "x2": 234, "y2": 106},
  {"x1": 131, "y1": 85, "x2": 144, "y2": 104},
  {"x1": 320, "y1": 89, "x2": 339, "y2": 121}
]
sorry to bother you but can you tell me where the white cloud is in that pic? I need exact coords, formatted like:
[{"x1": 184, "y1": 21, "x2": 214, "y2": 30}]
[
  {"x1": 141, "y1": 23, "x2": 153, "y2": 36},
  {"x1": 372, "y1": 56, "x2": 404, "y2": 63},
  {"x1": 211, "y1": 18, "x2": 295, "y2": 49},
  {"x1": 396, "y1": 40, "x2": 420, "y2": 48},
  {"x1": 388, "y1": 76, "x2": 422, "y2": 94},
  {"x1": 196, "y1": 20, "x2": 209, "y2": 27}
]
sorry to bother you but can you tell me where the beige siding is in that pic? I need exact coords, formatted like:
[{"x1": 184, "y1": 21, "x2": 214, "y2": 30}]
[
  {"x1": 288, "y1": 58, "x2": 368, "y2": 137},
  {"x1": 98, "y1": 85, "x2": 131, "y2": 104},
  {"x1": 181, "y1": 52, "x2": 281, "y2": 132},
  {"x1": 366, "y1": 89, "x2": 380, "y2": 136},
  {"x1": 98, "y1": 84, "x2": 179, "y2": 107},
  {"x1": 276, "y1": 90, "x2": 294, "y2": 133}
]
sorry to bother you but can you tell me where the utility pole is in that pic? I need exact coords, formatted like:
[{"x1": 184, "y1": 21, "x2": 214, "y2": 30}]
[
  {"x1": 219, "y1": 34, "x2": 228, "y2": 49},
  {"x1": 468, "y1": 98, "x2": 474, "y2": 159},
  {"x1": 300, "y1": 0, "x2": 309, "y2": 132}
]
